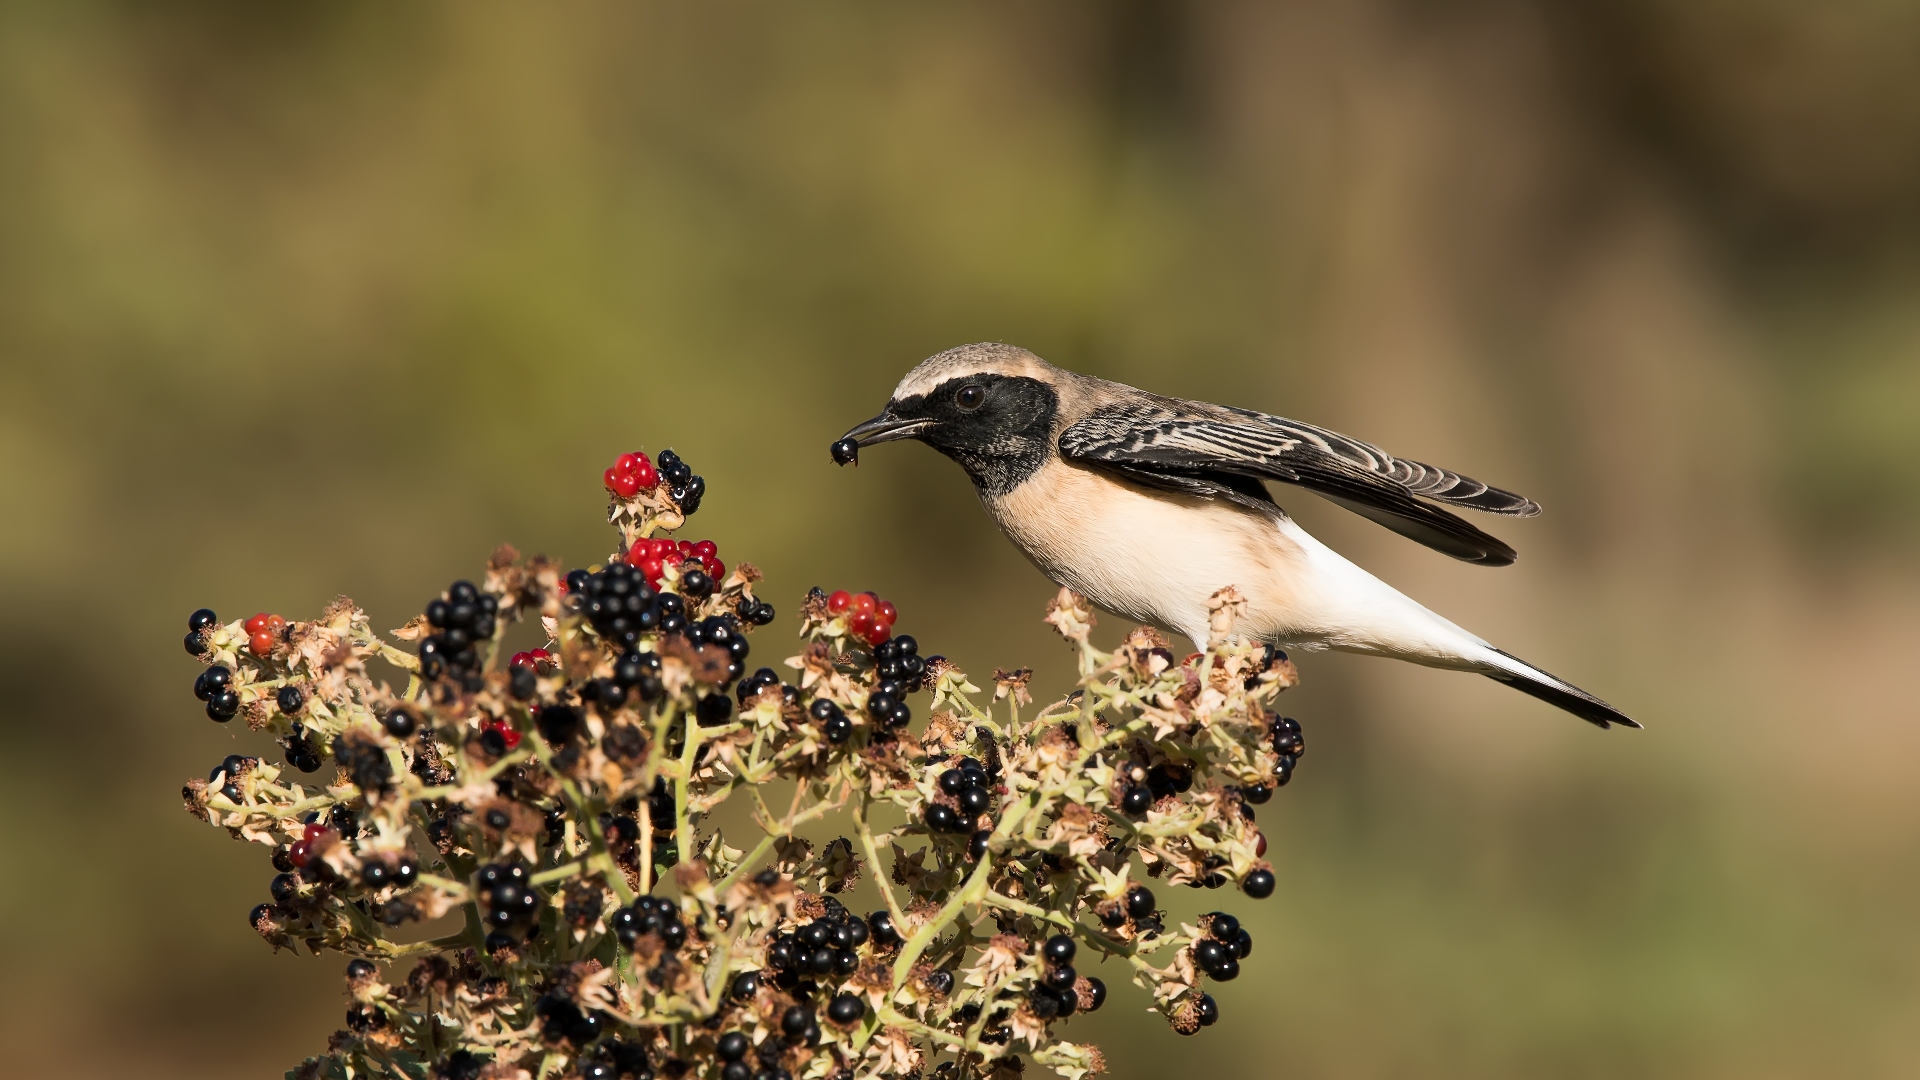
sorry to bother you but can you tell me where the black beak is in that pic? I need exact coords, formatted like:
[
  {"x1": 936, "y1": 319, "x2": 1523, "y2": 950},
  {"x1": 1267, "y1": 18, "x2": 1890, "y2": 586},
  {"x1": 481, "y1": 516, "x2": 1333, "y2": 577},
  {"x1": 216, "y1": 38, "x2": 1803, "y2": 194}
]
[
  {"x1": 831, "y1": 412, "x2": 936, "y2": 465},
  {"x1": 841, "y1": 412, "x2": 936, "y2": 446}
]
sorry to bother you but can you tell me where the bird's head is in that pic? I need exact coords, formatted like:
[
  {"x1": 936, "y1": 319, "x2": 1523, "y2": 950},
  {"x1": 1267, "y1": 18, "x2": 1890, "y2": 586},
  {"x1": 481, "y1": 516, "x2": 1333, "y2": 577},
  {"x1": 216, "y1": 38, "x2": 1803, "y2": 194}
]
[{"x1": 833, "y1": 343, "x2": 1061, "y2": 495}]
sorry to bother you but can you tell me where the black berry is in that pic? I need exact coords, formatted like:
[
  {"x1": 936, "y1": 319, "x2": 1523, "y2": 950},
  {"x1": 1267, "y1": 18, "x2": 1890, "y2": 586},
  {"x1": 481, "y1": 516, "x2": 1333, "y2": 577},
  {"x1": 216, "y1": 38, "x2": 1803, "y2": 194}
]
[
  {"x1": 1043, "y1": 934, "x2": 1076, "y2": 965},
  {"x1": 1242, "y1": 868, "x2": 1275, "y2": 899},
  {"x1": 188, "y1": 608, "x2": 220, "y2": 632},
  {"x1": 1120, "y1": 786, "x2": 1152, "y2": 815},
  {"x1": 277, "y1": 684, "x2": 305, "y2": 715},
  {"x1": 1196, "y1": 993, "x2": 1219, "y2": 1027},
  {"x1": 383, "y1": 707, "x2": 416, "y2": 738},
  {"x1": 826, "y1": 992, "x2": 864, "y2": 1026},
  {"x1": 830, "y1": 438, "x2": 859, "y2": 466},
  {"x1": 1125, "y1": 885, "x2": 1156, "y2": 919}
]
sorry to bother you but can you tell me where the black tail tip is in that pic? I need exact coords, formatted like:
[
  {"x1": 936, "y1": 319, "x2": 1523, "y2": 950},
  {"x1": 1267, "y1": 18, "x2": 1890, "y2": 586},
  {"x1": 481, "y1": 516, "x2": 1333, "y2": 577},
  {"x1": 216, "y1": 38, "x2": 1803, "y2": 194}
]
[{"x1": 1483, "y1": 652, "x2": 1638, "y2": 730}]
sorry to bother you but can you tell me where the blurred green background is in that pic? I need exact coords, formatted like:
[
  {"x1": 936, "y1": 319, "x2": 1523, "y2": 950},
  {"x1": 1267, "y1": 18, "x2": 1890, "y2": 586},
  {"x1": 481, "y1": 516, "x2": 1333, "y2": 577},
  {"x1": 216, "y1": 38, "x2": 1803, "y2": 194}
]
[{"x1": 3, "y1": 2, "x2": 1919, "y2": 1077}]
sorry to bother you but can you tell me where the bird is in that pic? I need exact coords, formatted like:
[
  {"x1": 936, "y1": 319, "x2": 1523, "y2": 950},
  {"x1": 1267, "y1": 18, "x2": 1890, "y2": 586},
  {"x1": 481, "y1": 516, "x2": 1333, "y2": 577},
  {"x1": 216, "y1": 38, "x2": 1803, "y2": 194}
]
[{"x1": 830, "y1": 342, "x2": 1634, "y2": 729}]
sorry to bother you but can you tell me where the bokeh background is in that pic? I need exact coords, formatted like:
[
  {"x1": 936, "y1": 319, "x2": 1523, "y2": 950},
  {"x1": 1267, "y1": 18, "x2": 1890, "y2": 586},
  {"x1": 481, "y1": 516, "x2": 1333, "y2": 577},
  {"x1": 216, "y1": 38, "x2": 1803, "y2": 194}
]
[{"x1": 3, "y1": 2, "x2": 1919, "y2": 1077}]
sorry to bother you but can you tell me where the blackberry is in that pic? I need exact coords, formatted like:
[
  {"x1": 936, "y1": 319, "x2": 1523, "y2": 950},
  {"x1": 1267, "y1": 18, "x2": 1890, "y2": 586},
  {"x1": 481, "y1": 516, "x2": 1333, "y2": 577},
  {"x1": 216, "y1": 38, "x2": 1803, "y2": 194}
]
[
  {"x1": 206, "y1": 690, "x2": 240, "y2": 723},
  {"x1": 923, "y1": 968, "x2": 953, "y2": 995},
  {"x1": 1242, "y1": 868, "x2": 1276, "y2": 899},
  {"x1": 382, "y1": 706, "x2": 415, "y2": 738},
  {"x1": 716, "y1": 1032, "x2": 749, "y2": 1062},
  {"x1": 1272, "y1": 715, "x2": 1304, "y2": 756},
  {"x1": 742, "y1": 600, "x2": 776, "y2": 626},
  {"x1": 537, "y1": 704, "x2": 583, "y2": 744},
  {"x1": 731, "y1": 970, "x2": 761, "y2": 999},
  {"x1": 957, "y1": 785, "x2": 991, "y2": 816},
  {"x1": 695, "y1": 693, "x2": 732, "y2": 726},
  {"x1": 829, "y1": 438, "x2": 859, "y2": 466},
  {"x1": 780, "y1": 1004, "x2": 813, "y2": 1041},
  {"x1": 826, "y1": 993, "x2": 864, "y2": 1026},
  {"x1": 345, "y1": 958, "x2": 377, "y2": 981},
  {"x1": 1085, "y1": 976, "x2": 1108, "y2": 1011},
  {"x1": 1120, "y1": 785, "x2": 1153, "y2": 815},
  {"x1": 1274, "y1": 754, "x2": 1296, "y2": 786},
  {"x1": 1195, "y1": 993, "x2": 1219, "y2": 1027},
  {"x1": 509, "y1": 665, "x2": 539, "y2": 701},
  {"x1": 193, "y1": 665, "x2": 232, "y2": 701},
  {"x1": 1233, "y1": 928, "x2": 1254, "y2": 959},
  {"x1": 1241, "y1": 783, "x2": 1273, "y2": 805},
  {"x1": 967, "y1": 829, "x2": 991, "y2": 862},
  {"x1": 656, "y1": 449, "x2": 705, "y2": 516},
  {"x1": 1208, "y1": 912, "x2": 1240, "y2": 941},
  {"x1": 868, "y1": 910, "x2": 900, "y2": 947},
  {"x1": 1043, "y1": 963, "x2": 1077, "y2": 990},
  {"x1": 188, "y1": 607, "x2": 219, "y2": 633},
  {"x1": 1043, "y1": 934, "x2": 1076, "y2": 964},
  {"x1": 1125, "y1": 885, "x2": 1156, "y2": 920},
  {"x1": 270, "y1": 873, "x2": 299, "y2": 904},
  {"x1": 924, "y1": 803, "x2": 959, "y2": 833}
]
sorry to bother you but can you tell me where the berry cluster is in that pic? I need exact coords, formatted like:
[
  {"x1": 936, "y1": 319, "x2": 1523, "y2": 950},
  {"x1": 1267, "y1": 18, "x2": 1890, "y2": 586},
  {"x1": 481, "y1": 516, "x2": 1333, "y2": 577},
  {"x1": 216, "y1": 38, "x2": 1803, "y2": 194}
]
[
  {"x1": 1029, "y1": 934, "x2": 1104, "y2": 1021},
  {"x1": 193, "y1": 662, "x2": 239, "y2": 722},
  {"x1": 603, "y1": 451, "x2": 660, "y2": 500},
  {"x1": 624, "y1": 536, "x2": 724, "y2": 590},
  {"x1": 477, "y1": 861, "x2": 542, "y2": 952},
  {"x1": 760, "y1": 895, "x2": 870, "y2": 988},
  {"x1": 245, "y1": 611, "x2": 288, "y2": 658},
  {"x1": 178, "y1": 453, "x2": 1305, "y2": 1080},
  {"x1": 602, "y1": 447, "x2": 706, "y2": 517},
  {"x1": 417, "y1": 581, "x2": 499, "y2": 684},
  {"x1": 924, "y1": 755, "x2": 996, "y2": 858},
  {"x1": 1187, "y1": 911, "x2": 1254, "y2": 984},
  {"x1": 824, "y1": 589, "x2": 897, "y2": 646}
]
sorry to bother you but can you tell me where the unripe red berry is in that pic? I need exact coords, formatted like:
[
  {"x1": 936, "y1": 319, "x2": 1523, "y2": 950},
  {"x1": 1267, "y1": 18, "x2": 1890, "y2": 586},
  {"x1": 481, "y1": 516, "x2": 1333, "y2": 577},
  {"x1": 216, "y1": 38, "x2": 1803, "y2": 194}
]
[
  {"x1": 866, "y1": 623, "x2": 891, "y2": 647},
  {"x1": 876, "y1": 600, "x2": 897, "y2": 626},
  {"x1": 251, "y1": 631, "x2": 276, "y2": 657},
  {"x1": 691, "y1": 539, "x2": 717, "y2": 559},
  {"x1": 851, "y1": 592, "x2": 877, "y2": 617},
  {"x1": 704, "y1": 557, "x2": 725, "y2": 581},
  {"x1": 827, "y1": 590, "x2": 852, "y2": 614},
  {"x1": 849, "y1": 612, "x2": 874, "y2": 637},
  {"x1": 605, "y1": 467, "x2": 641, "y2": 499}
]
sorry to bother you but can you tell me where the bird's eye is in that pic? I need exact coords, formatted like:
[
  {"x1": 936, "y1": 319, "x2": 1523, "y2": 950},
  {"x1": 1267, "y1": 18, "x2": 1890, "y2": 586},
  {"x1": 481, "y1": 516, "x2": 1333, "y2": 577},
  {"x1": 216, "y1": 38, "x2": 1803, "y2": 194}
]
[{"x1": 955, "y1": 385, "x2": 985, "y2": 411}]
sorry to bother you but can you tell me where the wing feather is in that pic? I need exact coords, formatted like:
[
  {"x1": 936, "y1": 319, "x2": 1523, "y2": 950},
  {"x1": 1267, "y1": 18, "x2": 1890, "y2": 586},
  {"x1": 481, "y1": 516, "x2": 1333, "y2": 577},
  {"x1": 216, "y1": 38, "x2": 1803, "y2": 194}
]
[{"x1": 1059, "y1": 398, "x2": 1536, "y2": 565}]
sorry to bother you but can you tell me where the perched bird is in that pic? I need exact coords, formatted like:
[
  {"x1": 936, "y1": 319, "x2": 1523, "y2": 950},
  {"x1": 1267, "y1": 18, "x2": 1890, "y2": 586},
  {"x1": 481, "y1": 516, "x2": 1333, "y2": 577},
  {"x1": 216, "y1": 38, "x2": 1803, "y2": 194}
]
[{"x1": 832, "y1": 342, "x2": 1634, "y2": 729}]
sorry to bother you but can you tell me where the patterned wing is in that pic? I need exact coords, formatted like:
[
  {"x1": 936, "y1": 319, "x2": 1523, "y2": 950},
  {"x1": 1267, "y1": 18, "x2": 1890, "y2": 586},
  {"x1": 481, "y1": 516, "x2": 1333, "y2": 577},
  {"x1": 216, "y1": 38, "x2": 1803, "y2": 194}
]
[{"x1": 1060, "y1": 398, "x2": 1534, "y2": 565}]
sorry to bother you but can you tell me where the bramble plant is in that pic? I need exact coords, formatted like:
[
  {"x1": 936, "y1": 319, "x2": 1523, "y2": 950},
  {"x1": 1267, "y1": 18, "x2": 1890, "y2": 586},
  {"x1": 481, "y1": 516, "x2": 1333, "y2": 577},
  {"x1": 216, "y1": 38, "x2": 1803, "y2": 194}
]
[{"x1": 181, "y1": 447, "x2": 1306, "y2": 1080}]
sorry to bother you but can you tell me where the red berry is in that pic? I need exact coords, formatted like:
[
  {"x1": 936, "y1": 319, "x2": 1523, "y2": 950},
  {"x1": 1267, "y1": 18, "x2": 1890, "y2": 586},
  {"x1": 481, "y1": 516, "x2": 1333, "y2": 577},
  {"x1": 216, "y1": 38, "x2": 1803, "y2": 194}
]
[
  {"x1": 616, "y1": 452, "x2": 649, "y2": 475},
  {"x1": 827, "y1": 590, "x2": 853, "y2": 614},
  {"x1": 876, "y1": 600, "x2": 897, "y2": 627},
  {"x1": 303, "y1": 823, "x2": 330, "y2": 842},
  {"x1": 245, "y1": 612, "x2": 271, "y2": 634},
  {"x1": 288, "y1": 840, "x2": 311, "y2": 867},
  {"x1": 866, "y1": 623, "x2": 891, "y2": 647},
  {"x1": 250, "y1": 631, "x2": 276, "y2": 656},
  {"x1": 692, "y1": 539, "x2": 718, "y2": 559},
  {"x1": 528, "y1": 648, "x2": 554, "y2": 667},
  {"x1": 637, "y1": 557, "x2": 664, "y2": 584},
  {"x1": 606, "y1": 467, "x2": 641, "y2": 499},
  {"x1": 851, "y1": 593, "x2": 877, "y2": 617},
  {"x1": 267, "y1": 614, "x2": 287, "y2": 631},
  {"x1": 510, "y1": 651, "x2": 534, "y2": 669},
  {"x1": 501, "y1": 727, "x2": 522, "y2": 750},
  {"x1": 848, "y1": 611, "x2": 874, "y2": 636},
  {"x1": 632, "y1": 461, "x2": 658, "y2": 489},
  {"x1": 704, "y1": 557, "x2": 725, "y2": 581},
  {"x1": 1254, "y1": 832, "x2": 1268, "y2": 857}
]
